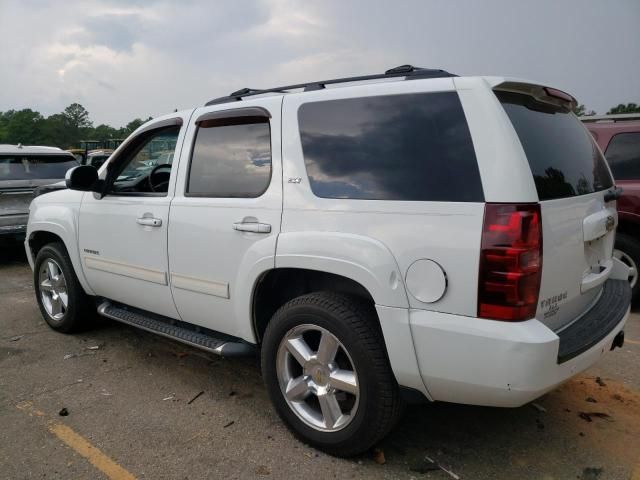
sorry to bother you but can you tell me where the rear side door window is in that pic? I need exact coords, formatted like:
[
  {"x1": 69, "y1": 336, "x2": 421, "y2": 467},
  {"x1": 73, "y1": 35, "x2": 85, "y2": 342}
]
[
  {"x1": 297, "y1": 92, "x2": 483, "y2": 202},
  {"x1": 186, "y1": 118, "x2": 271, "y2": 198},
  {"x1": 605, "y1": 132, "x2": 640, "y2": 180}
]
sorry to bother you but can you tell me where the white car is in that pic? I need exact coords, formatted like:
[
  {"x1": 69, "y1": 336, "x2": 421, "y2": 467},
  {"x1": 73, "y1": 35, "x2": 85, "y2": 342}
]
[
  {"x1": 1, "y1": 145, "x2": 77, "y2": 240},
  {"x1": 25, "y1": 65, "x2": 631, "y2": 456}
]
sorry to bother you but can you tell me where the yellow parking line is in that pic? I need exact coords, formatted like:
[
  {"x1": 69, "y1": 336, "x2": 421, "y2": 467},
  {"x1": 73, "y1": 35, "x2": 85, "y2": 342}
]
[
  {"x1": 626, "y1": 338, "x2": 640, "y2": 346},
  {"x1": 17, "y1": 401, "x2": 136, "y2": 480}
]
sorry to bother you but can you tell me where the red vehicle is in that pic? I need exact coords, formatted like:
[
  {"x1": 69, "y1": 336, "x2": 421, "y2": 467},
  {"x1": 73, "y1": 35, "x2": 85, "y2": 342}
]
[{"x1": 583, "y1": 113, "x2": 640, "y2": 300}]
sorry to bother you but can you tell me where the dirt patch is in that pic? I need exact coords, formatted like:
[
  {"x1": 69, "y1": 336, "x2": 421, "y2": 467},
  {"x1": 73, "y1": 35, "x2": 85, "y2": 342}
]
[{"x1": 556, "y1": 375, "x2": 640, "y2": 465}]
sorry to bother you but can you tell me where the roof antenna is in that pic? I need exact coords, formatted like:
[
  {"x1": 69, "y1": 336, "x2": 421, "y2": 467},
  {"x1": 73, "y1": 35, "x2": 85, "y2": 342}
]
[{"x1": 17, "y1": 143, "x2": 23, "y2": 149}]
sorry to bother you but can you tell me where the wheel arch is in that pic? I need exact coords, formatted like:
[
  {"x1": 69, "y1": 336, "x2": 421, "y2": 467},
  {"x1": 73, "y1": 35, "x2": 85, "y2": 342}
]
[
  {"x1": 617, "y1": 215, "x2": 640, "y2": 239},
  {"x1": 251, "y1": 266, "x2": 430, "y2": 400},
  {"x1": 252, "y1": 268, "x2": 378, "y2": 343},
  {"x1": 27, "y1": 223, "x2": 94, "y2": 295}
]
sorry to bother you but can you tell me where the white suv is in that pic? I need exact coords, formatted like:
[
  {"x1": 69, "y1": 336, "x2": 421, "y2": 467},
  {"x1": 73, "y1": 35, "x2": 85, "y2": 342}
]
[{"x1": 25, "y1": 65, "x2": 631, "y2": 456}]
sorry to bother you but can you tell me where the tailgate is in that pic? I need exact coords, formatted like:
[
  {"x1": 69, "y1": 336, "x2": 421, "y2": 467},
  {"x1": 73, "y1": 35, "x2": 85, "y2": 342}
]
[
  {"x1": 538, "y1": 193, "x2": 616, "y2": 330},
  {"x1": 495, "y1": 86, "x2": 618, "y2": 331},
  {"x1": 0, "y1": 184, "x2": 34, "y2": 216}
]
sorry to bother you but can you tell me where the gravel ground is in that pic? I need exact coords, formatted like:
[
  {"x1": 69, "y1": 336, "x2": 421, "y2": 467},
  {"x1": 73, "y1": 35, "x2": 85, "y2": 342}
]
[{"x1": 1, "y1": 243, "x2": 639, "y2": 480}]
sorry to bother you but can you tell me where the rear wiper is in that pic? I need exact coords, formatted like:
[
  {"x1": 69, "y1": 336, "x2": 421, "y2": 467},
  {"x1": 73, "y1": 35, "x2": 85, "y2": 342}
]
[{"x1": 604, "y1": 186, "x2": 623, "y2": 202}]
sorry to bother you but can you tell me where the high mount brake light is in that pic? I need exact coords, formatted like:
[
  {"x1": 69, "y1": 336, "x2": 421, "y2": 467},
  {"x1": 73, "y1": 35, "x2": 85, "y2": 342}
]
[
  {"x1": 478, "y1": 203, "x2": 542, "y2": 321},
  {"x1": 543, "y1": 87, "x2": 574, "y2": 104}
]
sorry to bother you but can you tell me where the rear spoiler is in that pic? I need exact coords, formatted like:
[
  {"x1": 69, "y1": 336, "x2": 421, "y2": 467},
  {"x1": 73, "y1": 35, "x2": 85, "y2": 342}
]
[{"x1": 491, "y1": 80, "x2": 577, "y2": 111}]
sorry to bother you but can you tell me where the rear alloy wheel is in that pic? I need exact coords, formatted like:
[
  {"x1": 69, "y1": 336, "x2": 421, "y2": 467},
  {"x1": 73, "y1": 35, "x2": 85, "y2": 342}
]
[
  {"x1": 277, "y1": 324, "x2": 360, "y2": 432},
  {"x1": 614, "y1": 248, "x2": 638, "y2": 289},
  {"x1": 261, "y1": 292, "x2": 402, "y2": 456},
  {"x1": 614, "y1": 233, "x2": 640, "y2": 302}
]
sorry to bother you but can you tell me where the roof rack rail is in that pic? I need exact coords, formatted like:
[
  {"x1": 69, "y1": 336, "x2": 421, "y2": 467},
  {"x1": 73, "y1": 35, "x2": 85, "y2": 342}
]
[
  {"x1": 205, "y1": 65, "x2": 456, "y2": 106},
  {"x1": 580, "y1": 113, "x2": 640, "y2": 123}
]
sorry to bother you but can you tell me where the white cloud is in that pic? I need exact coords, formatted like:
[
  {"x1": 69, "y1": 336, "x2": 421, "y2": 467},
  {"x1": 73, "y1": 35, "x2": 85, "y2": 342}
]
[{"x1": 0, "y1": 0, "x2": 638, "y2": 126}]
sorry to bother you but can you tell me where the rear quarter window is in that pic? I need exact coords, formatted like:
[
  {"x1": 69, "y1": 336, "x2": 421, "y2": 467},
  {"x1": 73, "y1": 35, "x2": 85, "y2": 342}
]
[
  {"x1": 604, "y1": 132, "x2": 640, "y2": 180},
  {"x1": 297, "y1": 91, "x2": 484, "y2": 202},
  {"x1": 496, "y1": 91, "x2": 613, "y2": 200}
]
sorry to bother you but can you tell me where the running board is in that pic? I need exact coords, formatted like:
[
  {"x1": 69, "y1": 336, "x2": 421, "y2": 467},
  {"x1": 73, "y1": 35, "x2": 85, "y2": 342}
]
[{"x1": 97, "y1": 301, "x2": 255, "y2": 357}]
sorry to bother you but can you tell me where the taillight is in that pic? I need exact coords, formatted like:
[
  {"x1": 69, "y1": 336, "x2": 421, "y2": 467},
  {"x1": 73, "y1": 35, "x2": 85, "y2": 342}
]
[{"x1": 478, "y1": 203, "x2": 542, "y2": 321}]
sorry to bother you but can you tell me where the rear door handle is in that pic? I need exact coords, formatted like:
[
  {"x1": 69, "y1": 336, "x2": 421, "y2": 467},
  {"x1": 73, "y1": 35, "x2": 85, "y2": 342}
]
[
  {"x1": 136, "y1": 217, "x2": 162, "y2": 227},
  {"x1": 232, "y1": 222, "x2": 271, "y2": 233}
]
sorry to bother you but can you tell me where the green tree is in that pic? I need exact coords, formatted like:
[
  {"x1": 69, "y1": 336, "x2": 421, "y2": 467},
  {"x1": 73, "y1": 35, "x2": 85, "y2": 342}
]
[
  {"x1": 574, "y1": 104, "x2": 585, "y2": 116},
  {"x1": 573, "y1": 104, "x2": 596, "y2": 116},
  {"x1": 0, "y1": 106, "x2": 155, "y2": 148},
  {"x1": 0, "y1": 111, "x2": 14, "y2": 143},
  {"x1": 91, "y1": 124, "x2": 119, "y2": 140},
  {"x1": 2, "y1": 109, "x2": 46, "y2": 145},
  {"x1": 119, "y1": 116, "x2": 152, "y2": 137},
  {"x1": 61, "y1": 103, "x2": 93, "y2": 146},
  {"x1": 607, "y1": 103, "x2": 640, "y2": 115},
  {"x1": 40, "y1": 114, "x2": 74, "y2": 148},
  {"x1": 63, "y1": 103, "x2": 92, "y2": 129}
]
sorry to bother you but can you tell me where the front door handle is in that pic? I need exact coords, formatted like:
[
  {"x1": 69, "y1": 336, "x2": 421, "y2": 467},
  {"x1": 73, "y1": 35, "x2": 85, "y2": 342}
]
[
  {"x1": 232, "y1": 221, "x2": 271, "y2": 233},
  {"x1": 137, "y1": 216, "x2": 162, "y2": 227}
]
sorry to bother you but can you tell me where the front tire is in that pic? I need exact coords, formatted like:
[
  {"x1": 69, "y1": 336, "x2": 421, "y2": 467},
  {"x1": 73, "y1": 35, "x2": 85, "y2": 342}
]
[
  {"x1": 261, "y1": 292, "x2": 402, "y2": 456},
  {"x1": 34, "y1": 242, "x2": 94, "y2": 333}
]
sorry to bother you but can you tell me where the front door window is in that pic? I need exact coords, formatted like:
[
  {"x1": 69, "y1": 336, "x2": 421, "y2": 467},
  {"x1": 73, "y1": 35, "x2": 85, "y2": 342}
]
[{"x1": 110, "y1": 128, "x2": 179, "y2": 195}]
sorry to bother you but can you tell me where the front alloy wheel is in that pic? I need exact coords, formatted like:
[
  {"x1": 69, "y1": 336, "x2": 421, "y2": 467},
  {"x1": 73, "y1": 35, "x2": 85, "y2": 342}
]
[
  {"x1": 38, "y1": 258, "x2": 69, "y2": 321},
  {"x1": 277, "y1": 324, "x2": 359, "y2": 432},
  {"x1": 34, "y1": 242, "x2": 94, "y2": 333}
]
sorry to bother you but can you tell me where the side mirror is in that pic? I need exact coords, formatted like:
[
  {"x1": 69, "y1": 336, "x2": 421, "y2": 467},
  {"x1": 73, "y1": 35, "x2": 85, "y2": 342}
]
[{"x1": 65, "y1": 165, "x2": 99, "y2": 192}]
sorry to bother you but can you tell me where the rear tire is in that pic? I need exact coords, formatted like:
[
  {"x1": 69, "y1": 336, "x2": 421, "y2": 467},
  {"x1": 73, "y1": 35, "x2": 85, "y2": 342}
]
[
  {"x1": 34, "y1": 242, "x2": 95, "y2": 333},
  {"x1": 614, "y1": 233, "x2": 640, "y2": 302},
  {"x1": 261, "y1": 292, "x2": 403, "y2": 456}
]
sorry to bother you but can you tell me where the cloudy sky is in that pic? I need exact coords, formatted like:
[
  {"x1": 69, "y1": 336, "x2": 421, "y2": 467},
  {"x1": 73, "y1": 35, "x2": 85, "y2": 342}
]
[{"x1": 1, "y1": 0, "x2": 638, "y2": 126}]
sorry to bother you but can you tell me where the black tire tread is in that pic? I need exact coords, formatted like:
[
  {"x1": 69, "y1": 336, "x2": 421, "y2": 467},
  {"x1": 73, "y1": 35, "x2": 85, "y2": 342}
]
[
  {"x1": 34, "y1": 242, "x2": 94, "y2": 333},
  {"x1": 262, "y1": 291, "x2": 403, "y2": 456}
]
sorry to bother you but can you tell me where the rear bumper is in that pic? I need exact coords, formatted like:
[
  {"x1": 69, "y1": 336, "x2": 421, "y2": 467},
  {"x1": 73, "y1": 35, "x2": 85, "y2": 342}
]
[{"x1": 406, "y1": 281, "x2": 630, "y2": 407}]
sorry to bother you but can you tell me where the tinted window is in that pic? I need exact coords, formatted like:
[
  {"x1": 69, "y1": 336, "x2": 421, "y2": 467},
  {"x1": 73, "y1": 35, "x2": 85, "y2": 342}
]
[
  {"x1": 297, "y1": 92, "x2": 483, "y2": 202},
  {"x1": 187, "y1": 120, "x2": 271, "y2": 197},
  {"x1": 605, "y1": 133, "x2": 640, "y2": 180},
  {"x1": 497, "y1": 91, "x2": 613, "y2": 200},
  {"x1": 0, "y1": 155, "x2": 78, "y2": 180}
]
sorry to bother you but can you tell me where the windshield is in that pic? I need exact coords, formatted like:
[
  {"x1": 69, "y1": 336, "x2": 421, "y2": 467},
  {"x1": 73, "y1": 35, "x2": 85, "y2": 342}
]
[
  {"x1": 496, "y1": 91, "x2": 613, "y2": 200},
  {"x1": 0, "y1": 155, "x2": 78, "y2": 180}
]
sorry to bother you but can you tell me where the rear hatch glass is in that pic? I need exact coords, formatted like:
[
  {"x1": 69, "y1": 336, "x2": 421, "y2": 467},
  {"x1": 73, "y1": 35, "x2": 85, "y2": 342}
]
[
  {"x1": 496, "y1": 90, "x2": 617, "y2": 331},
  {"x1": 1, "y1": 154, "x2": 78, "y2": 217},
  {"x1": 0, "y1": 155, "x2": 78, "y2": 181},
  {"x1": 496, "y1": 91, "x2": 613, "y2": 200}
]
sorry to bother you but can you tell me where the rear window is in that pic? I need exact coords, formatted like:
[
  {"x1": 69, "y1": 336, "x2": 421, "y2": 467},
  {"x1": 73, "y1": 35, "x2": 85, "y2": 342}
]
[
  {"x1": 604, "y1": 132, "x2": 640, "y2": 180},
  {"x1": 0, "y1": 155, "x2": 78, "y2": 180},
  {"x1": 496, "y1": 91, "x2": 613, "y2": 200},
  {"x1": 297, "y1": 92, "x2": 484, "y2": 202}
]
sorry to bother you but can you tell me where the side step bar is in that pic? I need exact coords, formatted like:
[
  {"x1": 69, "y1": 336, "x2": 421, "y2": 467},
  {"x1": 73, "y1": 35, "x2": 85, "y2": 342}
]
[{"x1": 97, "y1": 301, "x2": 255, "y2": 357}]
